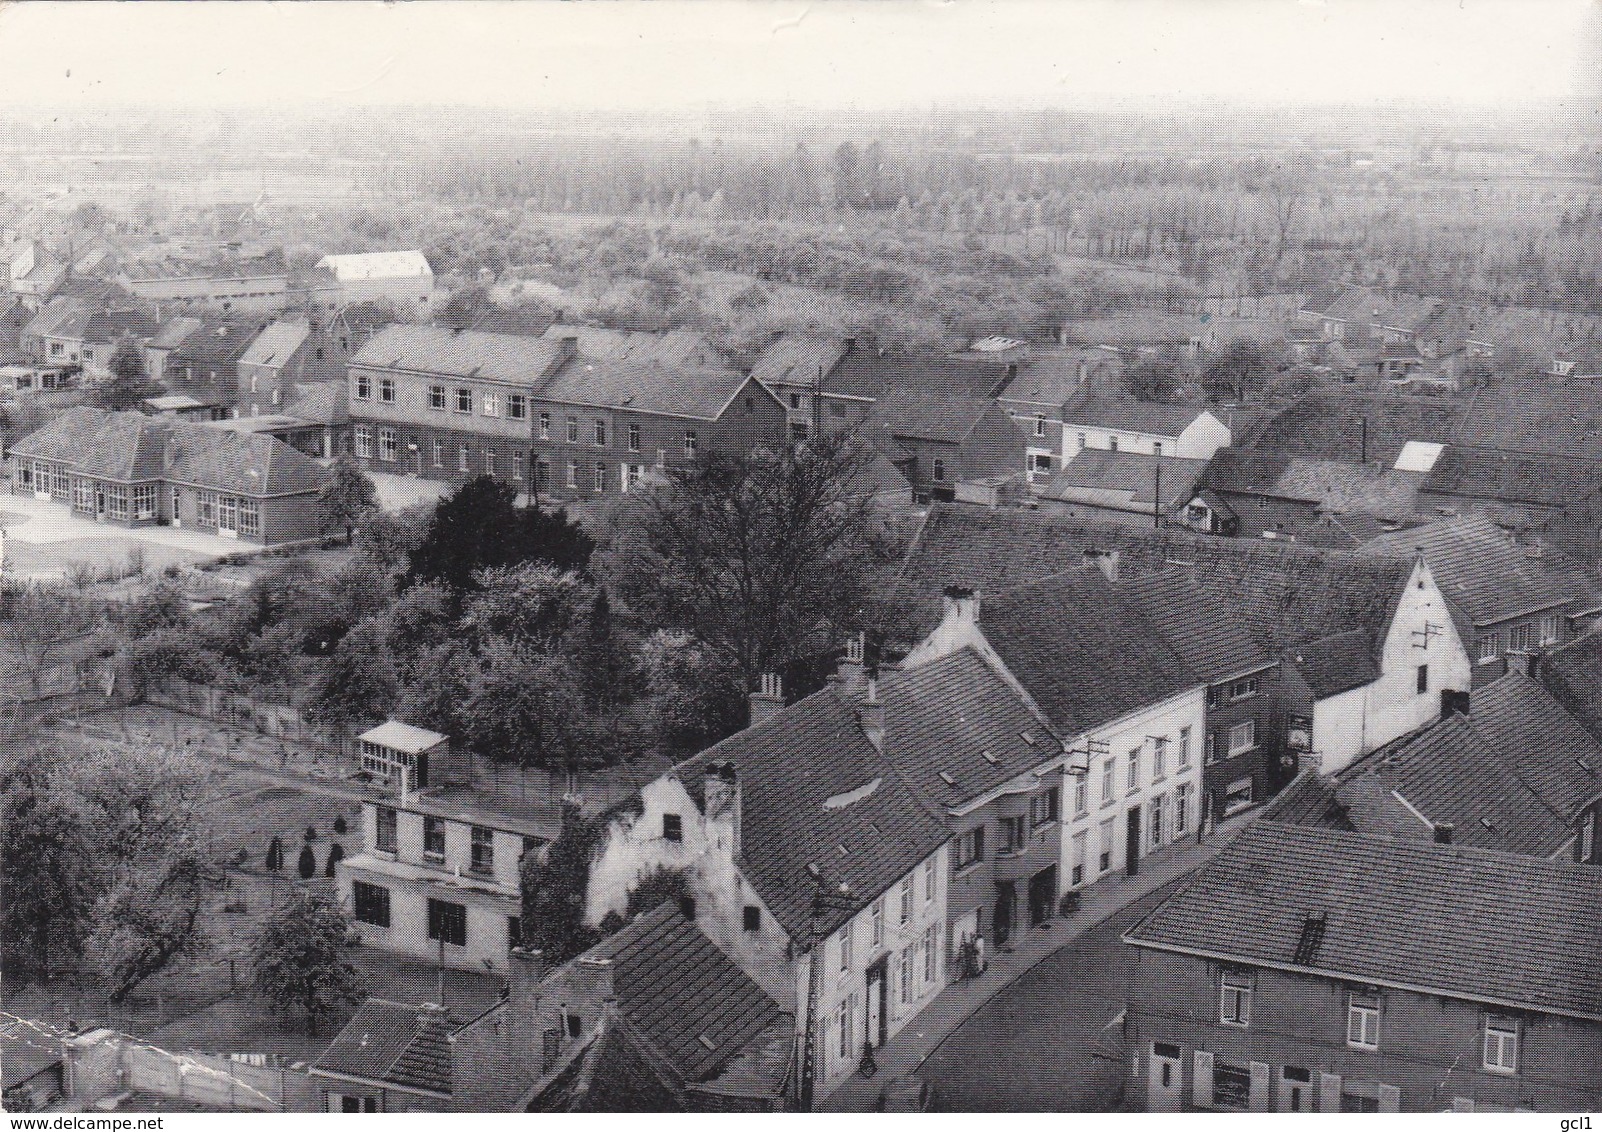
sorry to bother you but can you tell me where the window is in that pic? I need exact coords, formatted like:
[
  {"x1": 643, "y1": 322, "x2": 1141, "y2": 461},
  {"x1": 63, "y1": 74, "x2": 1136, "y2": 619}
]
[
  {"x1": 427, "y1": 898, "x2": 466, "y2": 947},
  {"x1": 1220, "y1": 971, "x2": 1252, "y2": 1026},
  {"x1": 1108, "y1": 435, "x2": 1119, "y2": 452},
  {"x1": 376, "y1": 806, "x2": 397, "y2": 853},
  {"x1": 1034, "y1": 413, "x2": 1046, "y2": 437},
  {"x1": 484, "y1": 450, "x2": 496, "y2": 477},
  {"x1": 429, "y1": 384, "x2": 446, "y2": 410},
  {"x1": 1152, "y1": 737, "x2": 1168, "y2": 780},
  {"x1": 458, "y1": 445, "x2": 470, "y2": 473},
  {"x1": 1100, "y1": 759, "x2": 1115, "y2": 804},
  {"x1": 482, "y1": 392, "x2": 500, "y2": 417},
  {"x1": 838, "y1": 924, "x2": 852, "y2": 973},
  {"x1": 512, "y1": 452, "x2": 524, "y2": 480},
  {"x1": 132, "y1": 484, "x2": 156, "y2": 520},
  {"x1": 423, "y1": 816, "x2": 446, "y2": 861},
  {"x1": 1098, "y1": 818, "x2": 1114, "y2": 872},
  {"x1": 1152, "y1": 442, "x2": 1163, "y2": 457},
  {"x1": 538, "y1": 411, "x2": 550, "y2": 439},
  {"x1": 932, "y1": 458, "x2": 945, "y2": 482},
  {"x1": 872, "y1": 898, "x2": 883, "y2": 946},
  {"x1": 593, "y1": 420, "x2": 606, "y2": 447},
  {"x1": 1149, "y1": 795, "x2": 1164, "y2": 848},
  {"x1": 1073, "y1": 775, "x2": 1088, "y2": 816},
  {"x1": 1484, "y1": 1017, "x2": 1518, "y2": 1073},
  {"x1": 1212, "y1": 1062, "x2": 1251, "y2": 1110},
  {"x1": 998, "y1": 814, "x2": 1026, "y2": 854},
  {"x1": 567, "y1": 417, "x2": 579, "y2": 443},
  {"x1": 378, "y1": 377, "x2": 395, "y2": 403},
  {"x1": 1205, "y1": 733, "x2": 1215, "y2": 766},
  {"x1": 455, "y1": 387, "x2": 473, "y2": 413},
  {"x1": 1416, "y1": 664, "x2": 1429, "y2": 694},
  {"x1": 1509, "y1": 623, "x2": 1535, "y2": 652},
  {"x1": 1030, "y1": 787, "x2": 1060, "y2": 830},
  {"x1": 354, "y1": 425, "x2": 373, "y2": 458},
  {"x1": 1539, "y1": 613, "x2": 1560, "y2": 645},
  {"x1": 922, "y1": 858, "x2": 936, "y2": 903},
  {"x1": 899, "y1": 948, "x2": 912, "y2": 1004},
  {"x1": 899, "y1": 879, "x2": 911, "y2": 925},
  {"x1": 1175, "y1": 784, "x2": 1191, "y2": 837},
  {"x1": 953, "y1": 826, "x2": 985, "y2": 870},
  {"x1": 1229, "y1": 676, "x2": 1259, "y2": 701},
  {"x1": 593, "y1": 463, "x2": 606, "y2": 493},
  {"x1": 1127, "y1": 750, "x2": 1140, "y2": 792},
  {"x1": 239, "y1": 501, "x2": 261, "y2": 539},
  {"x1": 1348, "y1": 995, "x2": 1380, "y2": 1050},
  {"x1": 837, "y1": 998, "x2": 853, "y2": 1060},
  {"x1": 1478, "y1": 632, "x2": 1501, "y2": 663},
  {"x1": 743, "y1": 905, "x2": 761, "y2": 932},
  {"x1": 1228, "y1": 720, "x2": 1256, "y2": 756},
  {"x1": 196, "y1": 490, "x2": 216, "y2": 527},
  {"x1": 565, "y1": 1012, "x2": 582, "y2": 1039},
  {"x1": 1071, "y1": 831, "x2": 1087, "y2": 885},
  {"x1": 789, "y1": 392, "x2": 802, "y2": 409},
  {"x1": 924, "y1": 924, "x2": 938, "y2": 982},
  {"x1": 1076, "y1": 432, "x2": 1087, "y2": 450},
  {"x1": 354, "y1": 373, "x2": 371, "y2": 400},
  {"x1": 566, "y1": 461, "x2": 577, "y2": 489},
  {"x1": 353, "y1": 881, "x2": 391, "y2": 927},
  {"x1": 1178, "y1": 727, "x2": 1192, "y2": 768},
  {"x1": 378, "y1": 427, "x2": 397, "y2": 462},
  {"x1": 433, "y1": 439, "x2": 443, "y2": 467},
  {"x1": 628, "y1": 424, "x2": 640, "y2": 452},
  {"x1": 470, "y1": 826, "x2": 494, "y2": 874},
  {"x1": 684, "y1": 430, "x2": 698, "y2": 458},
  {"x1": 663, "y1": 813, "x2": 682, "y2": 842},
  {"x1": 1341, "y1": 1089, "x2": 1380, "y2": 1113}
]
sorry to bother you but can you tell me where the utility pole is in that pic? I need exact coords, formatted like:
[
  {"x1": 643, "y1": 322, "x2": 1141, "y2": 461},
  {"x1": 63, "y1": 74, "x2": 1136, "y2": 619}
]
[
  {"x1": 812, "y1": 363, "x2": 823, "y2": 440},
  {"x1": 798, "y1": 874, "x2": 858, "y2": 1110},
  {"x1": 1360, "y1": 416, "x2": 1368, "y2": 464},
  {"x1": 1153, "y1": 456, "x2": 1163, "y2": 530}
]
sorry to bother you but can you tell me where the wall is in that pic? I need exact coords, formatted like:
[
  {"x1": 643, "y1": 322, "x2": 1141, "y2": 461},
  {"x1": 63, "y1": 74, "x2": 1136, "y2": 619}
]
[
  {"x1": 64, "y1": 1031, "x2": 319, "y2": 1113},
  {"x1": 1176, "y1": 415, "x2": 1233, "y2": 460},
  {"x1": 1202, "y1": 665, "x2": 1284, "y2": 815},
  {"x1": 1127, "y1": 947, "x2": 1602, "y2": 1113},
  {"x1": 348, "y1": 366, "x2": 537, "y2": 444}
]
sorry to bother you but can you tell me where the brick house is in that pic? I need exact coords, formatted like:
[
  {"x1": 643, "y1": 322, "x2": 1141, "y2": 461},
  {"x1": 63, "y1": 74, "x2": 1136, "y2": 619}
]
[
  {"x1": 158, "y1": 316, "x2": 272, "y2": 421},
  {"x1": 21, "y1": 300, "x2": 155, "y2": 376},
  {"x1": 347, "y1": 325, "x2": 575, "y2": 487},
  {"x1": 7, "y1": 405, "x2": 331, "y2": 544},
  {"x1": 862, "y1": 387, "x2": 1028, "y2": 503},
  {"x1": 450, "y1": 906, "x2": 791, "y2": 1112},
  {"x1": 1123, "y1": 821, "x2": 1602, "y2": 1113},
  {"x1": 527, "y1": 352, "x2": 786, "y2": 502},
  {"x1": 235, "y1": 318, "x2": 346, "y2": 419},
  {"x1": 583, "y1": 686, "x2": 950, "y2": 1102},
  {"x1": 310, "y1": 999, "x2": 455, "y2": 1112},
  {"x1": 1196, "y1": 449, "x2": 1424, "y2": 547}
]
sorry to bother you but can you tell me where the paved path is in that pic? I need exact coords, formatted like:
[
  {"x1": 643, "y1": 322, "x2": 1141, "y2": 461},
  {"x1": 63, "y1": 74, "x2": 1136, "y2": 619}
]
[{"x1": 820, "y1": 809, "x2": 1261, "y2": 1111}]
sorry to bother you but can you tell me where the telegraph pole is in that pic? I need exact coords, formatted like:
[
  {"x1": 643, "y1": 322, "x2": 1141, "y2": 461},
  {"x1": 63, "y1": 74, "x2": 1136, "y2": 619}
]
[{"x1": 1153, "y1": 456, "x2": 1163, "y2": 529}]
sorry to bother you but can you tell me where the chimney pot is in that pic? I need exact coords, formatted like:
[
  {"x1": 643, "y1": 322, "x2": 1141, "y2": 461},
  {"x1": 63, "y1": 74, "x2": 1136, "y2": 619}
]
[
  {"x1": 941, "y1": 585, "x2": 980, "y2": 627},
  {"x1": 748, "y1": 673, "x2": 784, "y2": 728},
  {"x1": 1433, "y1": 822, "x2": 1454, "y2": 844},
  {"x1": 861, "y1": 677, "x2": 885, "y2": 751}
]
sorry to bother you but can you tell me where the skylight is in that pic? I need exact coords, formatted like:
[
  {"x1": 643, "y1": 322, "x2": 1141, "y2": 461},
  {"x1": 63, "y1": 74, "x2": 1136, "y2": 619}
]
[
  {"x1": 938, "y1": 771, "x2": 957, "y2": 787},
  {"x1": 981, "y1": 750, "x2": 1000, "y2": 765}
]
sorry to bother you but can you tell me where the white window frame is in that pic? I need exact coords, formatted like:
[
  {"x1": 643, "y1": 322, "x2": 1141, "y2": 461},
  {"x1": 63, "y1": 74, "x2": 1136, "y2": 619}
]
[
  {"x1": 378, "y1": 427, "x2": 397, "y2": 462},
  {"x1": 1478, "y1": 631, "x2": 1501, "y2": 664},
  {"x1": 566, "y1": 462, "x2": 577, "y2": 489},
  {"x1": 507, "y1": 393, "x2": 527, "y2": 420},
  {"x1": 684, "y1": 430, "x2": 698, "y2": 458},
  {"x1": 629, "y1": 423, "x2": 641, "y2": 452},
  {"x1": 433, "y1": 438, "x2": 443, "y2": 467},
  {"x1": 1126, "y1": 749, "x2": 1140, "y2": 793},
  {"x1": 482, "y1": 391, "x2": 500, "y2": 418},
  {"x1": 1539, "y1": 613, "x2": 1560, "y2": 646},
  {"x1": 378, "y1": 377, "x2": 395, "y2": 404},
  {"x1": 1483, "y1": 1016, "x2": 1518, "y2": 1074},
  {"x1": 1178, "y1": 726, "x2": 1191, "y2": 768},
  {"x1": 354, "y1": 425, "x2": 373, "y2": 458},
  {"x1": 1100, "y1": 759, "x2": 1114, "y2": 804},
  {"x1": 1347, "y1": 996, "x2": 1380, "y2": 1050},
  {"x1": 1220, "y1": 971, "x2": 1252, "y2": 1027},
  {"x1": 538, "y1": 411, "x2": 550, "y2": 439},
  {"x1": 592, "y1": 463, "x2": 606, "y2": 493},
  {"x1": 922, "y1": 858, "x2": 935, "y2": 904},
  {"x1": 1228, "y1": 720, "x2": 1256, "y2": 756},
  {"x1": 512, "y1": 452, "x2": 524, "y2": 480},
  {"x1": 1152, "y1": 737, "x2": 1168, "y2": 780},
  {"x1": 458, "y1": 445, "x2": 470, "y2": 473}
]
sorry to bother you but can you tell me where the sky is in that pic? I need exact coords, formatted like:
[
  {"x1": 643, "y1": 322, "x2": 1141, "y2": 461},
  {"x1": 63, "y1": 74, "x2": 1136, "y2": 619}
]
[{"x1": 0, "y1": 0, "x2": 1594, "y2": 113}]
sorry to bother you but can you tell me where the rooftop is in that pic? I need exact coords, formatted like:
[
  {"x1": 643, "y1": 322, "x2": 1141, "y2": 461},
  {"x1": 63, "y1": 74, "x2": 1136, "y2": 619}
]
[
  {"x1": 1203, "y1": 449, "x2": 1423, "y2": 521},
  {"x1": 314, "y1": 1000, "x2": 454, "y2": 1096},
  {"x1": 351, "y1": 324, "x2": 572, "y2": 385},
  {"x1": 1421, "y1": 444, "x2": 1602, "y2": 509},
  {"x1": 535, "y1": 355, "x2": 766, "y2": 421},
  {"x1": 318, "y1": 250, "x2": 433, "y2": 282},
  {"x1": 1061, "y1": 398, "x2": 1217, "y2": 437},
  {"x1": 1040, "y1": 449, "x2": 1209, "y2": 514},
  {"x1": 1470, "y1": 671, "x2": 1602, "y2": 822},
  {"x1": 1124, "y1": 821, "x2": 1602, "y2": 1021},
  {"x1": 863, "y1": 386, "x2": 1011, "y2": 445},
  {"x1": 1540, "y1": 632, "x2": 1602, "y2": 748},
  {"x1": 359, "y1": 719, "x2": 449, "y2": 754},
  {"x1": 1117, "y1": 570, "x2": 1275, "y2": 687}
]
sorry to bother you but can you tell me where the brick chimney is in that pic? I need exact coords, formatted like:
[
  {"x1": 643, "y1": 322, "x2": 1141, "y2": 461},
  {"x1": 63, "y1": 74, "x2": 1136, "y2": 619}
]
[
  {"x1": 860, "y1": 677, "x2": 885, "y2": 752},
  {"x1": 941, "y1": 585, "x2": 980, "y2": 629},
  {"x1": 1433, "y1": 822, "x2": 1454, "y2": 844},
  {"x1": 837, "y1": 632, "x2": 867, "y2": 695},
  {"x1": 506, "y1": 947, "x2": 547, "y2": 1005},
  {"x1": 748, "y1": 673, "x2": 784, "y2": 728},
  {"x1": 703, "y1": 760, "x2": 741, "y2": 859},
  {"x1": 574, "y1": 955, "x2": 616, "y2": 1005}
]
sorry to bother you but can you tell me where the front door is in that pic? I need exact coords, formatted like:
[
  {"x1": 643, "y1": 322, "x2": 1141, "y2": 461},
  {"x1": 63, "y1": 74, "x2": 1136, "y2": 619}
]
[
  {"x1": 95, "y1": 488, "x2": 106, "y2": 519},
  {"x1": 1148, "y1": 1044, "x2": 1183, "y2": 1112},
  {"x1": 865, "y1": 957, "x2": 888, "y2": 1048},
  {"x1": 993, "y1": 881, "x2": 1015, "y2": 947},
  {"x1": 217, "y1": 496, "x2": 239, "y2": 538},
  {"x1": 1027, "y1": 865, "x2": 1057, "y2": 927},
  {"x1": 1126, "y1": 805, "x2": 1141, "y2": 877}
]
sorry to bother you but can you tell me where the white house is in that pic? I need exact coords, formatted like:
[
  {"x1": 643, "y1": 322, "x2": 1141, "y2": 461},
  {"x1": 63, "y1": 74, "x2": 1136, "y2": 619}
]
[
  {"x1": 584, "y1": 686, "x2": 951, "y2": 1099},
  {"x1": 1061, "y1": 399, "x2": 1232, "y2": 463},
  {"x1": 316, "y1": 251, "x2": 435, "y2": 313}
]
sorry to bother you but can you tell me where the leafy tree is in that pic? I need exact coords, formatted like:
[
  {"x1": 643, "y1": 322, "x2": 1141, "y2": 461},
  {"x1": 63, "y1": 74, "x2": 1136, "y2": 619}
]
[
  {"x1": 1, "y1": 750, "x2": 96, "y2": 968},
  {"x1": 354, "y1": 506, "x2": 432, "y2": 578},
  {"x1": 305, "y1": 617, "x2": 400, "y2": 731},
  {"x1": 570, "y1": 588, "x2": 635, "y2": 716},
  {"x1": 622, "y1": 866, "x2": 690, "y2": 922},
  {"x1": 519, "y1": 801, "x2": 603, "y2": 965},
  {"x1": 86, "y1": 850, "x2": 220, "y2": 1003},
  {"x1": 1202, "y1": 339, "x2": 1286, "y2": 402},
  {"x1": 406, "y1": 476, "x2": 594, "y2": 596},
  {"x1": 251, "y1": 891, "x2": 365, "y2": 1035},
  {"x1": 317, "y1": 458, "x2": 380, "y2": 544},
  {"x1": 1126, "y1": 351, "x2": 1182, "y2": 402},
  {"x1": 460, "y1": 638, "x2": 593, "y2": 769},
  {"x1": 637, "y1": 629, "x2": 747, "y2": 751},
  {"x1": 91, "y1": 339, "x2": 160, "y2": 411},
  {"x1": 604, "y1": 433, "x2": 886, "y2": 694},
  {"x1": 458, "y1": 563, "x2": 592, "y2": 650}
]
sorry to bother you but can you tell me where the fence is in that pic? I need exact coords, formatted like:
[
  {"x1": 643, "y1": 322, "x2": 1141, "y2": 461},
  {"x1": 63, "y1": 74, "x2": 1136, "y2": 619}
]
[
  {"x1": 64, "y1": 1030, "x2": 320, "y2": 1112},
  {"x1": 146, "y1": 677, "x2": 345, "y2": 750}
]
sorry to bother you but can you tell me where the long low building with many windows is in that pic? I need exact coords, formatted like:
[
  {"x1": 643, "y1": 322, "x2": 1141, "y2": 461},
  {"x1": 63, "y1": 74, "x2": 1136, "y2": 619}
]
[{"x1": 6, "y1": 405, "x2": 333, "y2": 544}]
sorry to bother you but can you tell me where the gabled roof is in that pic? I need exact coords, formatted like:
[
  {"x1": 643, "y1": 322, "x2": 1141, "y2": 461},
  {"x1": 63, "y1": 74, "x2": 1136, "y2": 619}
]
[
  {"x1": 318, "y1": 250, "x2": 432, "y2": 282},
  {"x1": 359, "y1": 720, "x2": 448, "y2": 754},
  {"x1": 1257, "y1": 771, "x2": 1351, "y2": 831},
  {"x1": 314, "y1": 1000, "x2": 453, "y2": 1095},
  {"x1": 147, "y1": 315, "x2": 204, "y2": 352},
  {"x1": 352, "y1": 324, "x2": 571, "y2": 384},
  {"x1": 992, "y1": 349, "x2": 1106, "y2": 408},
  {"x1": 863, "y1": 387, "x2": 1009, "y2": 445},
  {"x1": 883, "y1": 505, "x2": 1414, "y2": 658},
  {"x1": 166, "y1": 317, "x2": 271, "y2": 374},
  {"x1": 238, "y1": 320, "x2": 311, "y2": 369},
  {"x1": 1288, "y1": 628, "x2": 1379, "y2": 700},
  {"x1": 1061, "y1": 398, "x2": 1217, "y2": 437},
  {"x1": 880, "y1": 648, "x2": 1059, "y2": 810},
  {"x1": 827, "y1": 348, "x2": 1010, "y2": 402},
  {"x1": 535, "y1": 357, "x2": 768, "y2": 421},
  {"x1": 1540, "y1": 632, "x2": 1602, "y2": 747},
  {"x1": 282, "y1": 380, "x2": 349, "y2": 426},
  {"x1": 1117, "y1": 570, "x2": 1274, "y2": 686},
  {"x1": 1333, "y1": 712, "x2": 1570, "y2": 856},
  {"x1": 529, "y1": 1007, "x2": 688, "y2": 1113},
  {"x1": 1470, "y1": 672, "x2": 1602, "y2": 821},
  {"x1": 1421, "y1": 444, "x2": 1601, "y2": 509},
  {"x1": 979, "y1": 569, "x2": 1199, "y2": 735},
  {"x1": 748, "y1": 332, "x2": 852, "y2": 390},
  {"x1": 1124, "y1": 821, "x2": 1602, "y2": 1021},
  {"x1": 671, "y1": 689, "x2": 947, "y2": 940},
  {"x1": 540, "y1": 324, "x2": 731, "y2": 372},
  {"x1": 1042, "y1": 450, "x2": 1208, "y2": 514},
  {"x1": 1204, "y1": 450, "x2": 1423, "y2": 521},
  {"x1": 1452, "y1": 379, "x2": 1602, "y2": 461},
  {"x1": 1364, "y1": 513, "x2": 1599, "y2": 627},
  {"x1": 22, "y1": 297, "x2": 88, "y2": 340},
  {"x1": 1239, "y1": 391, "x2": 1462, "y2": 465}
]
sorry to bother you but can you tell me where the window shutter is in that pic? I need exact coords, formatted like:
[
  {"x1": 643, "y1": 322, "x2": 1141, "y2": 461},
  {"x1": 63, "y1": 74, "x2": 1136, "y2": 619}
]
[
  {"x1": 1452, "y1": 1098, "x2": 1475, "y2": 1113},
  {"x1": 1377, "y1": 1084, "x2": 1401, "y2": 1113},
  {"x1": 1318, "y1": 1072, "x2": 1342, "y2": 1112},
  {"x1": 1191, "y1": 1050, "x2": 1213, "y2": 1109},
  {"x1": 1275, "y1": 1072, "x2": 1293, "y2": 1113},
  {"x1": 1248, "y1": 1062, "x2": 1270, "y2": 1111}
]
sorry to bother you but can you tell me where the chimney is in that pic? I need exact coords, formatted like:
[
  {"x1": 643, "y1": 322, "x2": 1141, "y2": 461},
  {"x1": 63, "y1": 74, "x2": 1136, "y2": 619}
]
[
  {"x1": 941, "y1": 585, "x2": 980, "y2": 629},
  {"x1": 1440, "y1": 688, "x2": 1471, "y2": 717},
  {"x1": 703, "y1": 761, "x2": 741, "y2": 859},
  {"x1": 860, "y1": 677, "x2": 884, "y2": 751},
  {"x1": 1433, "y1": 822, "x2": 1454, "y2": 845},
  {"x1": 554, "y1": 308, "x2": 564, "y2": 323},
  {"x1": 748, "y1": 673, "x2": 784, "y2": 728},
  {"x1": 506, "y1": 947, "x2": 547, "y2": 1004},
  {"x1": 575, "y1": 955, "x2": 616, "y2": 1006},
  {"x1": 416, "y1": 1002, "x2": 449, "y2": 1030},
  {"x1": 1082, "y1": 548, "x2": 1120, "y2": 582},
  {"x1": 1006, "y1": 361, "x2": 1018, "y2": 380},
  {"x1": 843, "y1": 336, "x2": 857, "y2": 354},
  {"x1": 837, "y1": 632, "x2": 867, "y2": 695},
  {"x1": 1298, "y1": 750, "x2": 1322, "y2": 775}
]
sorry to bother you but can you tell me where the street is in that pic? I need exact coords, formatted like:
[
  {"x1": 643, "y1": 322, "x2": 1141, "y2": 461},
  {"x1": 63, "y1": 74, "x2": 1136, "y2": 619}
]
[{"x1": 918, "y1": 880, "x2": 1183, "y2": 1112}]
